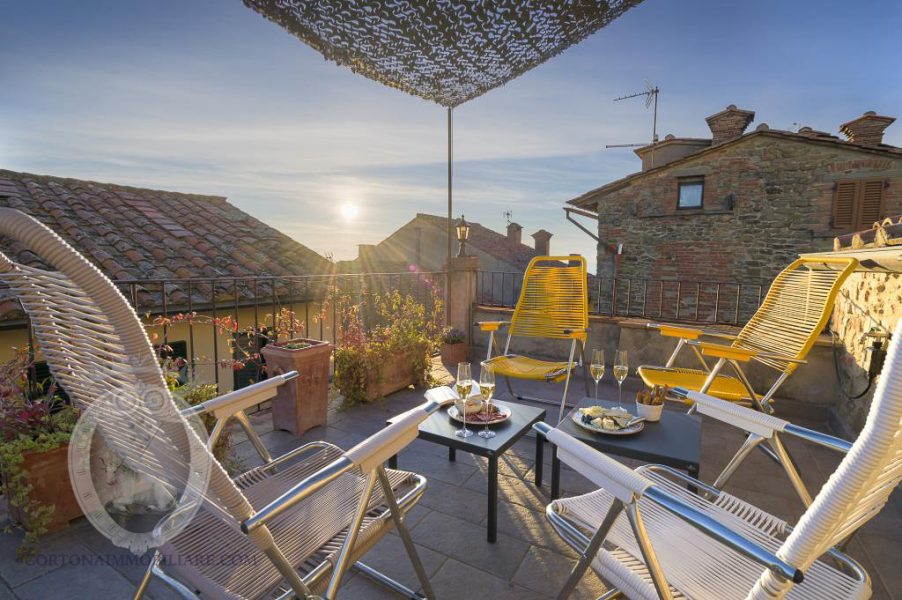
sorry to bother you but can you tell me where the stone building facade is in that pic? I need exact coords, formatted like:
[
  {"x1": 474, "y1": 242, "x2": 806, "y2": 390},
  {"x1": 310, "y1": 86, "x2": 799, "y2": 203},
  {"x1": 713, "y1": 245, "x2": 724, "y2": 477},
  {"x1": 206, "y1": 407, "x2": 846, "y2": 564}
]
[
  {"x1": 568, "y1": 108, "x2": 902, "y2": 292},
  {"x1": 829, "y1": 217, "x2": 902, "y2": 434}
]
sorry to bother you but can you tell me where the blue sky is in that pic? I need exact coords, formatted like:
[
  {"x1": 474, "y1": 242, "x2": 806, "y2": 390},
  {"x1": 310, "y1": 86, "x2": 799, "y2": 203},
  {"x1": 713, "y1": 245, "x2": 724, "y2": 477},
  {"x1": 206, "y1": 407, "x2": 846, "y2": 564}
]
[{"x1": 2, "y1": 1, "x2": 900, "y2": 270}]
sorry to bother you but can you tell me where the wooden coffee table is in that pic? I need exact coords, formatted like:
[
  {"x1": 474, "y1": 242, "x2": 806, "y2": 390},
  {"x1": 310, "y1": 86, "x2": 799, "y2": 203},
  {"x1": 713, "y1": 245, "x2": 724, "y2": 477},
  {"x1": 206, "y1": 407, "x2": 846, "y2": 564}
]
[
  {"x1": 387, "y1": 400, "x2": 546, "y2": 542},
  {"x1": 550, "y1": 396, "x2": 701, "y2": 499}
]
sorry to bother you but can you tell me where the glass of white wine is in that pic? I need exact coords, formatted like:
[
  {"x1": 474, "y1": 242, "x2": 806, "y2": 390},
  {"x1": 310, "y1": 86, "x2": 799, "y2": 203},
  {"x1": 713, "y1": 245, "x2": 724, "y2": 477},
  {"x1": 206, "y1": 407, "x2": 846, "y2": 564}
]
[
  {"x1": 478, "y1": 363, "x2": 496, "y2": 439},
  {"x1": 590, "y1": 349, "x2": 605, "y2": 402},
  {"x1": 613, "y1": 350, "x2": 629, "y2": 410},
  {"x1": 455, "y1": 362, "x2": 474, "y2": 438}
]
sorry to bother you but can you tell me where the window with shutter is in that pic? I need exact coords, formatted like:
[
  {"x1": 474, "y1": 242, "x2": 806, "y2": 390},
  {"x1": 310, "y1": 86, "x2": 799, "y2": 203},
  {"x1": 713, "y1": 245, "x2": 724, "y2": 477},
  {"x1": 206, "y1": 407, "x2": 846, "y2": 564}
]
[
  {"x1": 833, "y1": 181, "x2": 857, "y2": 229},
  {"x1": 833, "y1": 179, "x2": 886, "y2": 231},
  {"x1": 859, "y1": 180, "x2": 885, "y2": 227}
]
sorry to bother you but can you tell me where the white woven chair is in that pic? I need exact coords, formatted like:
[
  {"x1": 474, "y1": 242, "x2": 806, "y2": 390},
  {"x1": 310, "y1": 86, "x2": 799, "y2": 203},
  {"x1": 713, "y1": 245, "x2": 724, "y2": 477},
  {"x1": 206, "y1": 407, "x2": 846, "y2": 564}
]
[
  {"x1": 537, "y1": 321, "x2": 902, "y2": 599},
  {"x1": 0, "y1": 207, "x2": 453, "y2": 600}
]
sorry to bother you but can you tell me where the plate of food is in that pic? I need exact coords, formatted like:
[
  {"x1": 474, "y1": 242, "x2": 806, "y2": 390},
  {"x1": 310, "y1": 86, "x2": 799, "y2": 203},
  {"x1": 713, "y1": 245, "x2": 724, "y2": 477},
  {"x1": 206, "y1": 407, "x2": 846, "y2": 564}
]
[
  {"x1": 448, "y1": 395, "x2": 511, "y2": 425},
  {"x1": 572, "y1": 405, "x2": 644, "y2": 436}
]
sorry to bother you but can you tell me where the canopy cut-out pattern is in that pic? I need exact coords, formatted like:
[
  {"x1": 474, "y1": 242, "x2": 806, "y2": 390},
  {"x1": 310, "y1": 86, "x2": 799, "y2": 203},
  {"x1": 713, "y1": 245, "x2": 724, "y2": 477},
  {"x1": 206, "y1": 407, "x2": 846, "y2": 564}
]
[{"x1": 243, "y1": 0, "x2": 643, "y2": 107}]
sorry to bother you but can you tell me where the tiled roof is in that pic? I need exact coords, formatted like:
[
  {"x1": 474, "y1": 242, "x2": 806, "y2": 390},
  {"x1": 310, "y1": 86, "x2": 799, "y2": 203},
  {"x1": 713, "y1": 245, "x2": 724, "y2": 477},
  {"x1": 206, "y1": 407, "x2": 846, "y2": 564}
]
[
  {"x1": 0, "y1": 170, "x2": 331, "y2": 316},
  {"x1": 415, "y1": 213, "x2": 540, "y2": 271}
]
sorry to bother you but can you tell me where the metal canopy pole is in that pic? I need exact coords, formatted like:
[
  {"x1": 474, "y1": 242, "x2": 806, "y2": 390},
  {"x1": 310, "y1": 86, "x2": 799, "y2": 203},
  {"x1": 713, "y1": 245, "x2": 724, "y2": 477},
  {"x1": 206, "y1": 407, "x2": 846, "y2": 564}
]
[{"x1": 447, "y1": 107, "x2": 453, "y2": 264}]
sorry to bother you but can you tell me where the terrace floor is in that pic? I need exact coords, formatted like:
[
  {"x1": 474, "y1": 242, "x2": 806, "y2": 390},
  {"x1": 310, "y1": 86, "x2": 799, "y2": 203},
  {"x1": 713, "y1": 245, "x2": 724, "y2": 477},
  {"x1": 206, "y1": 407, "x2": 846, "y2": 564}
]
[{"x1": 0, "y1": 361, "x2": 899, "y2": 599}]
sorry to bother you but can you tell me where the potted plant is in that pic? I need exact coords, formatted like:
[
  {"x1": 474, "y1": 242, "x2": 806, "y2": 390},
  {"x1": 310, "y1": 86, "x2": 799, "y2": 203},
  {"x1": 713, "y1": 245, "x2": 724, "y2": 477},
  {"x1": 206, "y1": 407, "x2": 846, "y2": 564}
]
[
  {"x1": 0, "y1": 350, "x2": 81, "y2": 556},
  {"x1": 330, "y1": 290, "x2": 443, "y2": 405},
  {"x1": 636, "y1": 385, "x2": 667, "y2": 422},
  {"x1": 440, "y1": 327, "x2": 468, "y2": 366},
  {"x1": 258, "y1": 308, "x2": 332, "y2": 435}
]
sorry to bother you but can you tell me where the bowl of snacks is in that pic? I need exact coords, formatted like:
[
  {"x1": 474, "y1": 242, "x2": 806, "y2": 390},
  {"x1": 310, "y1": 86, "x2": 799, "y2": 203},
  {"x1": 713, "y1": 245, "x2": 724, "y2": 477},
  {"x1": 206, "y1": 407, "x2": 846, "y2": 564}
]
[
  {"x1": 452, "y1": 394, "x2": 484, "y2": 416},
  {"x1": 636, "y1": 385, "x2": 667, "y2": 422}
]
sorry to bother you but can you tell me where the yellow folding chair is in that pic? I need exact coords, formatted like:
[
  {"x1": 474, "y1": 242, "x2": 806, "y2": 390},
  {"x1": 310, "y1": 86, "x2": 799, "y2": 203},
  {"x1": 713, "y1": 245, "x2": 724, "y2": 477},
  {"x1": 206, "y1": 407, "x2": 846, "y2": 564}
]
[
  {"x1": 638, "y1": 257, "x2": 859, "y2": 414},
  {"x1": 478, "y1": 256, "x2": 590, "y2": 420}
]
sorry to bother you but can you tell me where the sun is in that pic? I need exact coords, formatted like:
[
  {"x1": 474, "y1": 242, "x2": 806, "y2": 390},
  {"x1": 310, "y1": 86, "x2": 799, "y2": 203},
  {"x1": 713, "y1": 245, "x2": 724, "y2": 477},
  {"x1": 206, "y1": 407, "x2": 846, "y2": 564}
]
[{"x1": 340, "y1": 202, "x2": 359, "y2": 220}]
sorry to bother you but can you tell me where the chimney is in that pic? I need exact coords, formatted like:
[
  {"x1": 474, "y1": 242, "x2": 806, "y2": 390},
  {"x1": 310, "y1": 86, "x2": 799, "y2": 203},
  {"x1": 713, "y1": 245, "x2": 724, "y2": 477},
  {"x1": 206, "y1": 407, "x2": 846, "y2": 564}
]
[
  {"x1": 506, "y1": 221, "x2": 522, "y2": 245},
  {"x1": 705, "y1": 104, "x2": 755, "y2": 145},
  {"x1": 531, "y1": 229, "x2": 552, "y2": 256},
  {"x1": 840, "y1": 111, "x2": 895, "y2": 146}
]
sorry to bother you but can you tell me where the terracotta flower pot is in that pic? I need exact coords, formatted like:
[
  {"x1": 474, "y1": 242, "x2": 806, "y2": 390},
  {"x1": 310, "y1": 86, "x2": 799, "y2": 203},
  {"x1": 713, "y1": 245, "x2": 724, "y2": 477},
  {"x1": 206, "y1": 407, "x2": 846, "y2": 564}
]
[
  {"x1": 261, "y1": 338, "x2": 333, "y2": 435},
  {"x1": 6, "y1": 444, "x2": 82, "y2": 532},
  {"x1": 440, "y1": 342, "x2": 469, "y2": 367}
]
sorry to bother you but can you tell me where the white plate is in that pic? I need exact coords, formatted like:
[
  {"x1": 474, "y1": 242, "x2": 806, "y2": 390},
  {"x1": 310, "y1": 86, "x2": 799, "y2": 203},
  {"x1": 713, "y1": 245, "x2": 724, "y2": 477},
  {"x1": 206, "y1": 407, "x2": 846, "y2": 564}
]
[
  {"x1": 448, "y1": 403, "x2": 512, "y2": 426},
  {"x1": 571, "y1": 408, "x2": 645, "y2": 436}
]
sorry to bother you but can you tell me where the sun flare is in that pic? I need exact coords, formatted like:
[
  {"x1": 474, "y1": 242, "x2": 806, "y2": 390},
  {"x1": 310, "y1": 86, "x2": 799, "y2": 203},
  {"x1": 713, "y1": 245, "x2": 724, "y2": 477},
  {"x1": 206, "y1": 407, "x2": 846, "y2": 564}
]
[{"x1": 340, "y1": 202, "x2": 359, "y2": 220}]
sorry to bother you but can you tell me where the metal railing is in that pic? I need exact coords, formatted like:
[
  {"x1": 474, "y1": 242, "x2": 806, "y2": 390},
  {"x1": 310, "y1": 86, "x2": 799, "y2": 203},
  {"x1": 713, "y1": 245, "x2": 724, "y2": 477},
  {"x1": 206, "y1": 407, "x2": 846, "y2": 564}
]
[
  {"x1": 476, "y1": 271, "x2": 765, "y2": 326},
  {"x1": 111, "y1": 271, "x2": 446, "y2": 387}
]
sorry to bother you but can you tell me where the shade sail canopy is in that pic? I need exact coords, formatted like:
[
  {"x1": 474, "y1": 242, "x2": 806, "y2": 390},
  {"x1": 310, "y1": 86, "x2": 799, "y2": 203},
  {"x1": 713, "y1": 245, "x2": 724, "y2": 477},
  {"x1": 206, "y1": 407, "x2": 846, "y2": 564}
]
[{"x1": 243, "y1": 0, "x2": 643, "y2": 107}]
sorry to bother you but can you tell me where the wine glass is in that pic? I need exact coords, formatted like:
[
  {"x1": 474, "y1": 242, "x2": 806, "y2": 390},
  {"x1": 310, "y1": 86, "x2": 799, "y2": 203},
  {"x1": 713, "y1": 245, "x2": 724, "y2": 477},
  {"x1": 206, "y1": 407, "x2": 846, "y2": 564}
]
[
  {"x1": 613, "y1": 350, "x2": 629, "y2": 410},
  {"x1": 590, "y1": 349, "x2": 605, "y2": 402},
  {"x1": 478, "y1": 364, "x2": 496, "y2": 439},
  {"x1": 455, "y1": 362, "x2": 474, "y2": 438}
]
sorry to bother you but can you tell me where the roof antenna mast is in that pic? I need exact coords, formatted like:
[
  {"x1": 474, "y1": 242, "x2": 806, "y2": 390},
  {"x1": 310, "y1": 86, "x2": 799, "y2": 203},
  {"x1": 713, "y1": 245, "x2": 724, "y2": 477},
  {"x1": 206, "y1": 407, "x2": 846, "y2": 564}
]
[
  {"x1": 605, "y1": 81, "x2": 661, "y2": 167},
  {"x1": 504, "y1": 211, "x2": 513, "y2": 225}
]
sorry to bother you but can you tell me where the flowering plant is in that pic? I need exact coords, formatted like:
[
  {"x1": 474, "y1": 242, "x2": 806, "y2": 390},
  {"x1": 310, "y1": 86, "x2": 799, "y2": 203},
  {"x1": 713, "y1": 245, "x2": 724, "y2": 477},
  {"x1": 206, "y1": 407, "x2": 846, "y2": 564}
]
[
  {"x1": 0, "y1": 348, "x2": 78, "y2": 555},
  {"x1": 328, "y1": 289, "x2": 443, "y2": 405}
]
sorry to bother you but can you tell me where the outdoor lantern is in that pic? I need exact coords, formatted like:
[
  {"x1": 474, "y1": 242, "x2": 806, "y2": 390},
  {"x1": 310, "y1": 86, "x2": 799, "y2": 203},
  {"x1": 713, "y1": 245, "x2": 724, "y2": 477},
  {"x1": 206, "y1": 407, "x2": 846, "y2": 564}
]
[{"x1": 456, "y1": 215, "x2": 470, "y2": 257}]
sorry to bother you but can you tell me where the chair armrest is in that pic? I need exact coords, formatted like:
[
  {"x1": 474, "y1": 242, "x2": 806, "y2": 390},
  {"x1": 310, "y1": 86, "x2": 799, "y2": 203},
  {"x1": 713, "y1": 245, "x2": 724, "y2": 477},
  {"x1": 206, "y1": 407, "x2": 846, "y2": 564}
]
[
  {"x1": 695, "y1": 341, "x2": 757, "y2": 362},
  {"x1": 477, "y1": 321, "x2": 510, "y2": 332},
  {"x1": 648, "y1": 323, "x2": 704, "y2": 340},
  {"x1": 675, "y1": 388, "x2": 789, "y2": 438},
  {"x1": 244, "y1": 395, "x2": 448, "y2": 533},
  {"x1": 647, "y1": 322, "x2": 737, "y2": 341},
  {"x1": 181, "y1": 372, "x2": 298, "y2": 420},
  {"x1": 783, "y1": 423, "x2": 853, "y2": 454}
]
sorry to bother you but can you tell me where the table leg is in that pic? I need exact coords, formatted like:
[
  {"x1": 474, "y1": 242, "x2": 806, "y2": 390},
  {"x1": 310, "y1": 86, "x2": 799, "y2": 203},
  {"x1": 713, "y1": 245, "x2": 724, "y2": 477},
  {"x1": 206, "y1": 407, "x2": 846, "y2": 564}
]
[
  {"x1": 688, "y1": 464, "x2": 699, "y2": 495},
  {"x1": 487, "y1": 456, "x2": 498, "y2": 543},
  {"x1": 388, "y1": 454, "x2": 398, "y2": 470},
  {"x1": 534, "y1": 431, "x2": 543, "y2": 487},
  {"x1": 448, "y1": 447, "x2": 456, "y2": 462},
  {"x1": 551, "y1": 446, "x2": 561, "y2": 500}
]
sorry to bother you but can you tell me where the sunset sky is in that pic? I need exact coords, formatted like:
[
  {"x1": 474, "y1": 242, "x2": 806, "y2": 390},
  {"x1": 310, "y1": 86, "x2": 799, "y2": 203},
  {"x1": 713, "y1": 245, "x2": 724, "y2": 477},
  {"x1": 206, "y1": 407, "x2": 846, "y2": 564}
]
[{"x1": 2, "y1": 0, "x2": 899, "y2": 270}]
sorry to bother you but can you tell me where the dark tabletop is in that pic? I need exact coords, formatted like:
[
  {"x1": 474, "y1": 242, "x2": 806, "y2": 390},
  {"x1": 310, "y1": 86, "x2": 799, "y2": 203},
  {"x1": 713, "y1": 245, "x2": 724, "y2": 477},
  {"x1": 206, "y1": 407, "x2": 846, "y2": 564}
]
[
  {"x1": 556, "y1": 397, "x2": 701, "y2": 469},
  {"x1": 388, "y1": 400, "x2": 547, "y2": 457}
]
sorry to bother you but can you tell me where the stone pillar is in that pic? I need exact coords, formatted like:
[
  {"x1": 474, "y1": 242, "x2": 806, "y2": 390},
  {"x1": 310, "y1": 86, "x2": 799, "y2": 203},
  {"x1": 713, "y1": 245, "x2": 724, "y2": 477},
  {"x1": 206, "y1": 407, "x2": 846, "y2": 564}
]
[{"x1": 446, "y1": 255, "x2": 479, "y2": 344}]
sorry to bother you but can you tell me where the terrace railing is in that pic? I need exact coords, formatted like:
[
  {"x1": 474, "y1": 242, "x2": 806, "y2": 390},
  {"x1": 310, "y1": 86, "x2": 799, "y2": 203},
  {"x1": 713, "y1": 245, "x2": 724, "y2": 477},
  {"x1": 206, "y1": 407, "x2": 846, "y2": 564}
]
[
  {"x1": 114, "y1": 271, "x2": 446, "y2": 387},
  {"x1": 476, "y1": 271, "x2": 765, "y2": 326}
]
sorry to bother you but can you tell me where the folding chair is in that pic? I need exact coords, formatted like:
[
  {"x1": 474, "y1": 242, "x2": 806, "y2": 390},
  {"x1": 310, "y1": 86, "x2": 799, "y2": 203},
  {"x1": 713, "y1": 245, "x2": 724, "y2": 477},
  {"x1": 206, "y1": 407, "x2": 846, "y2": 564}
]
[
  {"x1": 537, "y1": 318, "x2": 901, "y2": 599},
  {"x1": 0, "y1": 208, "x2": 450, "y2": 600},
  {"x1": 478, "y1": 255, "x2": 590, "y2": 421},
  {"x1": 638, "y1": 257, "x2": 859, "y2": 414}
]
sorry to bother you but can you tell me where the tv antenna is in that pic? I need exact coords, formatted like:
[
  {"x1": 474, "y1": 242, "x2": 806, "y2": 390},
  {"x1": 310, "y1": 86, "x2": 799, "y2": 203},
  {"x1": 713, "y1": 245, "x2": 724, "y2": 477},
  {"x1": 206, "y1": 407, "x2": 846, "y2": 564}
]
[
  {"x1": 605, "y1": 81, "x2": 661, "y2": 166},
  {"x1": 503, "y1": 210, "x2": 513, "y2": 225}
]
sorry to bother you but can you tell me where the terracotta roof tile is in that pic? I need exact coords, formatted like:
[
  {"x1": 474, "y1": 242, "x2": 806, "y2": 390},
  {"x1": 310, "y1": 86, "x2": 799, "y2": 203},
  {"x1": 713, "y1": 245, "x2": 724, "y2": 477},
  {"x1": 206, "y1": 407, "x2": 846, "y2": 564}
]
[
  {"x1": 0, "y1": 169, "x2": 332, "y2": 314},
  {"x1": 415, "y1": 213, "x2": 541, "y2": 271}
]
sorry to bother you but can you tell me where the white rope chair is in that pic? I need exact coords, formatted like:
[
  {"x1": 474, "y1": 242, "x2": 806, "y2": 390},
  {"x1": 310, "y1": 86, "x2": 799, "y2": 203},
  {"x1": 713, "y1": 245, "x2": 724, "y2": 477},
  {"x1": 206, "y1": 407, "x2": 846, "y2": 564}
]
[
  {"x1": 0, "y1": 208, "x2": 453, "y2": 600},
  {"x1": 536, "y1": 320, "x2": 902, "y2": 599}
]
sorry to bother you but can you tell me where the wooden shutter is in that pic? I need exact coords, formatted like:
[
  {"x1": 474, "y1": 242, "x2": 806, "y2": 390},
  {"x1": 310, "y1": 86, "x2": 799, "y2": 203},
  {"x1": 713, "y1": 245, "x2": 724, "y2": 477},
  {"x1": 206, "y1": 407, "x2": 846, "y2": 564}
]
[
  {"x1": 833, "y1": 179, "x2": 886, "y2": 231},
  {"x1": 833, "y1": 181, "x2": 857, "y2": 229},
  {"x1": 858, "y1": 179, "x2": 885, "y2": 228}
]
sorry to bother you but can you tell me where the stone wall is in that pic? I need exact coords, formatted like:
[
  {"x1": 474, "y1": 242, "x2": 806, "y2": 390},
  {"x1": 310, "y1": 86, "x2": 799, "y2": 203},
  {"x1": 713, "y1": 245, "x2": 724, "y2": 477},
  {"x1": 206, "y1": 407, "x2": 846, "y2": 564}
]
[
  {"x1": 591, "y1": 133, "x2": 902, "y2": 286},
  {"x1": 831, "y1": 271, "x2": 902, "y2": 433}
]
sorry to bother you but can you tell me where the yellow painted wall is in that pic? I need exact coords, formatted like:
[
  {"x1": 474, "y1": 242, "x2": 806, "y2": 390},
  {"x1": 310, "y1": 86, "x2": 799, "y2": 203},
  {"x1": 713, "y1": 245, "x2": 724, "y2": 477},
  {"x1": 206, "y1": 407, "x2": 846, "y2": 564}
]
[{"x1": 1, "y1": 301, "x2": 335, "y2": 393}]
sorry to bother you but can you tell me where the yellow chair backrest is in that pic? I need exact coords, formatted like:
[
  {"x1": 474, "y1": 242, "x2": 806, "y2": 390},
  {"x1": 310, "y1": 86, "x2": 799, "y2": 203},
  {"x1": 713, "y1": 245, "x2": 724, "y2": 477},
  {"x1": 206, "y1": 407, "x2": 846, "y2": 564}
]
[
  {"x1": 733, "y1": 257, "x2": 858, "y2": 374},
  {"x1": 509, "y1": 256, "x2": 588, "y2": 342}
]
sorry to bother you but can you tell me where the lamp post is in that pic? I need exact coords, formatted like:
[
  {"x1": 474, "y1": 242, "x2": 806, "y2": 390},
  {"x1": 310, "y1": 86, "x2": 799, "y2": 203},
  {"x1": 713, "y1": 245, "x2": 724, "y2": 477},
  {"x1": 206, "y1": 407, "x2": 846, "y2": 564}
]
[{"x1": 456, "y1": 215, "x2": 470, "y2": 257}]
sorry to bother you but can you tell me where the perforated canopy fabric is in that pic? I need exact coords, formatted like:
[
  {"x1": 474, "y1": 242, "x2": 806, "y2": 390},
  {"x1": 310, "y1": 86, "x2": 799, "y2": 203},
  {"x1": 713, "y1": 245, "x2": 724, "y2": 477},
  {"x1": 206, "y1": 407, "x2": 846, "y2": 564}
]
[{"x1": 242, "y1": 0, "x2": 644, "y2": 107}]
